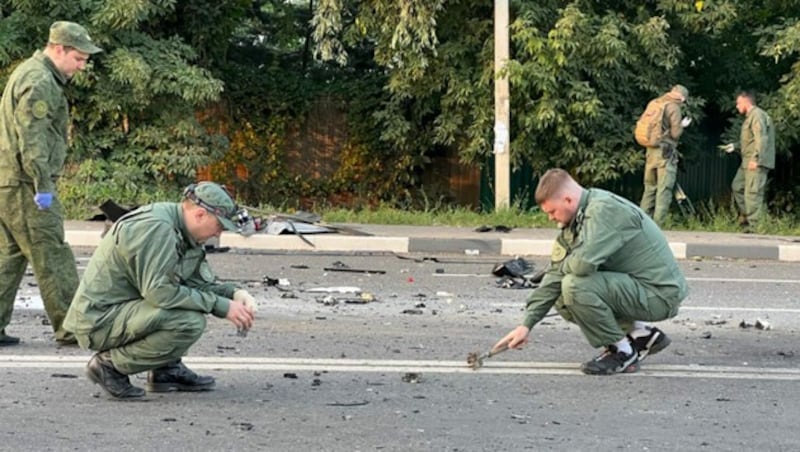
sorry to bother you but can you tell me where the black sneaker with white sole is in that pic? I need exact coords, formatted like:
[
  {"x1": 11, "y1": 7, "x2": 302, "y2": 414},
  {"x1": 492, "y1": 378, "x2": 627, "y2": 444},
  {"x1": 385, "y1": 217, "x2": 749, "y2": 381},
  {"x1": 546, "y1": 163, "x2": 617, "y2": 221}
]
[
  {"x1": 628, "y1": 326, "x2": 671, "y2": 361},
  {"x1": 581, "y1": 345, "x2": 639, "y2": 375}
]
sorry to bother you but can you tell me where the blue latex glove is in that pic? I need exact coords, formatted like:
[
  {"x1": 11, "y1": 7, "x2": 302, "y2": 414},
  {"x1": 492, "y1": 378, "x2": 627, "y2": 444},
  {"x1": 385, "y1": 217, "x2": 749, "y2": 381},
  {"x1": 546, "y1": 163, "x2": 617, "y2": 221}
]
[{"x1": 34, "y1": 192, "x2": 53, "y2": 210}]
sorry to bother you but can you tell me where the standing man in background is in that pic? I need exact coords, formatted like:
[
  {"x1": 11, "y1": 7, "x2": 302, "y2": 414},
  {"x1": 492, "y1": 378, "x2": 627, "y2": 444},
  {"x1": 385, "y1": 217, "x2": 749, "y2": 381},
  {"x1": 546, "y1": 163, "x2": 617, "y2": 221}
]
[
  {"x1": 637, "y1": 85, "x2": 692, "y2": 226},
  {"x1": 0, "y1": 21, "x2": 102, "y2": 345},
  {"x1": 720, "y1": 91, "x2": 775, "y2": 229}
]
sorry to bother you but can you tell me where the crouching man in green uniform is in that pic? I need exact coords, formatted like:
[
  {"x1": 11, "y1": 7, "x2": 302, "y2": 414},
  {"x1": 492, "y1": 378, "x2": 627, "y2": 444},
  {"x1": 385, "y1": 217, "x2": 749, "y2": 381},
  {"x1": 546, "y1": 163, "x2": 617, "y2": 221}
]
[
  {"x1": 495, "y1": 169, "x2": 688, "y2": 375},
  {"x1": 64, "y1": 182, "x2": 258, "y2": 399}
]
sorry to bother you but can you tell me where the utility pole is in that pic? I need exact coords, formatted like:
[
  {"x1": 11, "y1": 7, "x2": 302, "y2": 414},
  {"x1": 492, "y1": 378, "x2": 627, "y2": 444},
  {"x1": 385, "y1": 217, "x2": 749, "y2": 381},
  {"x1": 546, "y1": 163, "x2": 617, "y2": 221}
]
[{"x1": 493, "y1": 0, "x2": 510, "y2": 210}]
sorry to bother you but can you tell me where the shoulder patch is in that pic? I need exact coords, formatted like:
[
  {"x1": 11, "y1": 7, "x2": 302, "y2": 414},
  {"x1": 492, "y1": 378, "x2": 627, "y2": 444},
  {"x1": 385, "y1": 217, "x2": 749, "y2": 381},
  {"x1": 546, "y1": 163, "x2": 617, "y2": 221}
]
[
  {"x1": 551, "y1": 240, "x2": 567, "y2": 263},
  {"x1": 32, "y1": 100, "x2": 49, "y2": 119}
]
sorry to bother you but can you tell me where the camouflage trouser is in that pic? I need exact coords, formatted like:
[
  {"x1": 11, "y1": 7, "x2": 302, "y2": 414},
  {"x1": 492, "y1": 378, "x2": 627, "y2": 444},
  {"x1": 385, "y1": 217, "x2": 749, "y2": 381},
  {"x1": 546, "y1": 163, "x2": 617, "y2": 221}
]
[
  {"x1": 0, "y1": 185, "x2": 77, "y2": 339},
  {"x1": 640, "y1": 145, "x2": 677, "y2": 226},
  {"x1": 74, "y1": 301, "x2": 206, "y2": 375},
  {"x1": 731, "y1": 166, "x2": 769, "y2": 225},
  {"x1": 553, "y1": 272, "x2": 683, "y2": 348}
]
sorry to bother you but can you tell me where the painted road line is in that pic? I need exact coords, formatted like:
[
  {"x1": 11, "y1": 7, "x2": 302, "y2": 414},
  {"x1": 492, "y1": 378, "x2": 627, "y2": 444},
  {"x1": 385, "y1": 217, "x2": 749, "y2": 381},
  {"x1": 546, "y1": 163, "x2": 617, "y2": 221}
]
[
  {"x1": 2, "y1": 355, "x2": 799, "y2": 381},
  {"x1": 687, "y1": 277, "x2": 800, "y2": 284}
]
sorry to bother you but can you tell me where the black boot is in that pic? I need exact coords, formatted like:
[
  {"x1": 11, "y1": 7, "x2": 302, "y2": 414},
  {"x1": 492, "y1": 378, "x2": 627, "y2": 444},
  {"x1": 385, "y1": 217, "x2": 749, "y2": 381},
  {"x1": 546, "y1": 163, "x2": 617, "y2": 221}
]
[
  {"x1": 146, "y1": 360, "x2": 215, "y2": 392},
  {"x1": 0, "y1": 329, "x2": 20, "y2": 346},
  {"x1": 86, "y1": 351, "x2": 145, "y2": 399}
]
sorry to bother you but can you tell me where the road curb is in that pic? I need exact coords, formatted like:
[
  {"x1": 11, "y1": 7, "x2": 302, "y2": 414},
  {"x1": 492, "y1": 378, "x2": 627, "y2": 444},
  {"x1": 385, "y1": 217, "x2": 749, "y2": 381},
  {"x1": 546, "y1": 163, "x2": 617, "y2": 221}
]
[{"x1": 63, "y1": 230, "x2": 800, "y2": 261}]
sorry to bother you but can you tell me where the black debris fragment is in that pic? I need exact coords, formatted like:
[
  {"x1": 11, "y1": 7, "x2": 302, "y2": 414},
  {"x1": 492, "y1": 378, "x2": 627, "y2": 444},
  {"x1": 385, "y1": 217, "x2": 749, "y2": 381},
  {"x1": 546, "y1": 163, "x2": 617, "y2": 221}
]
[
  {"x1": 326, "y1": 400, "x2": 369, "y2": 407},
  {"x1": 401, "y1": 373, "x2": 422, "y2": 383}
]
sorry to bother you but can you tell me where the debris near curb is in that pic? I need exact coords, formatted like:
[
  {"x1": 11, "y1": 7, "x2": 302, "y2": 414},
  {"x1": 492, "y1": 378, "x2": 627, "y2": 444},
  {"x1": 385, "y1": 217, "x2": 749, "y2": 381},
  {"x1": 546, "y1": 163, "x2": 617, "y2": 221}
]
[
  {"x1": 739, "y1": 318, "x2": 773, "y2": 330},
  {"x1": 323, "y1": 260, "x2": 386, "y2": 275},
  {"x1": 491, "y1": 257, "x2": 544, "y2": 289}
]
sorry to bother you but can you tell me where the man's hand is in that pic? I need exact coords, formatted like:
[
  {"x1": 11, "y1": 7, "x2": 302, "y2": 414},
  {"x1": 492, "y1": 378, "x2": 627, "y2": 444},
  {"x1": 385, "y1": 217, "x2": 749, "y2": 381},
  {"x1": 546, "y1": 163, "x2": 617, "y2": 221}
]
[
  {"x1": 233, "y1": 289, "x2": 258, "y2": 314},
  {"x1": 680, "y1": 117, "x2": 692, "y2": 128},
  {"x1": 718, "y1": 143, "x2": 735, "y2": 153},
  {"x1": 34, "y1": 192, "x2": 53, "y2": 210},
  {"x1": 495, "y1": 325, "x2": 531, "y2": 350},
  {"x1": 226, "y1": 300, "x2": 255, "y2": 331},
  {"x1": 747, "y1": 160, "x2": 758, "y2": 171}
]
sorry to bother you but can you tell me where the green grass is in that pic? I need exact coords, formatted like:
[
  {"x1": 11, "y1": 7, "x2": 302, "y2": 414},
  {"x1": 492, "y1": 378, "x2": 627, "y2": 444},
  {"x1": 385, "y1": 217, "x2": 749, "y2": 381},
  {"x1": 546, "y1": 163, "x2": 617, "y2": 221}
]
[{"x1": 316, "y1": 200, "x2": 800, "y2": 236}]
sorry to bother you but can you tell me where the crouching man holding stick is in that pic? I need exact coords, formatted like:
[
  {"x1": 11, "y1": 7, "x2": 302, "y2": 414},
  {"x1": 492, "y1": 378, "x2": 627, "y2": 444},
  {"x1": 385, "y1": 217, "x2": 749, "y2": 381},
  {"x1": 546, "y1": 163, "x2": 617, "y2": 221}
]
[{"x1": 495, "y1": 169, "x2": 688, "y2": 375}]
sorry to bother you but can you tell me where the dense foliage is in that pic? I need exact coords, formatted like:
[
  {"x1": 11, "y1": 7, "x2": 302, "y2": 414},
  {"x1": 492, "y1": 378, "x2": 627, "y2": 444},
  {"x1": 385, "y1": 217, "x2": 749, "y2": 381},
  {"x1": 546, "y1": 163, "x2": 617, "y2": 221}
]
[{"x1": 1, "y1": 0, "x2": 800, "y2": 216}]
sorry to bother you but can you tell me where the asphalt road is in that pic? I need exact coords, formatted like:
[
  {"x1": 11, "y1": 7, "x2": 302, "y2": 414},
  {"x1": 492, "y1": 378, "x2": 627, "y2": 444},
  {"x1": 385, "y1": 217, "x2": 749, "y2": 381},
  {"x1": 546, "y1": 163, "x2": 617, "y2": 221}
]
[{"x1": 2, "y1": 248, "x2": 799, "y2": 451}]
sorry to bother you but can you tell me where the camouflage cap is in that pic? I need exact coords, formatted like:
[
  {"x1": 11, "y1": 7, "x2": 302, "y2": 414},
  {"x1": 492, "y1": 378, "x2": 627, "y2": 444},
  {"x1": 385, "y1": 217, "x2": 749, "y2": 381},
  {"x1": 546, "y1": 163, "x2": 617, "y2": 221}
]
[
  {"x1": 187, "y1": 182, "x2": 237, "y2": 231},
  {"x1": 670, "y1": 84, "x2": 689, "y2": 102},
  {"x1": 48, "y1": 21, "x2": 102, "y2": 55}
]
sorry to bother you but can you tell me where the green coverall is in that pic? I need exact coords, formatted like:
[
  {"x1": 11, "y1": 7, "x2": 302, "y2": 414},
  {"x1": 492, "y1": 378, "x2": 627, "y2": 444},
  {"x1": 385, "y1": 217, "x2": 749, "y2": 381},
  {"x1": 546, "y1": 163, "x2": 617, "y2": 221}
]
[
  {"x1": 64, "y1": 203, "x2": 236, "y2": 375},
  {"x1": 640, "y1": 96, "x2": 685, "y2": 226},
  {"x1": 523, "y1": 189, "x2": 688, "y2": 348},
  {"x1": 732, "y1": 106, "x2": 775, "y2": 226},
  {"x1": 0, "y1": 51, "x2": 78, "y2": 340}
]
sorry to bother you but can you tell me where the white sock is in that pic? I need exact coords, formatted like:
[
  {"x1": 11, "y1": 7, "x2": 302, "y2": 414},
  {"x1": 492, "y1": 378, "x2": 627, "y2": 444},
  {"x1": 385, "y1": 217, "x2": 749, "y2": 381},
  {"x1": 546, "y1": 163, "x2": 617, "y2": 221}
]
[
  {"x1": 614, "y1": 338, "x2": 633, "y2": 355},
  {"x1": 628, "y1": 322, "x2": 651, "y2": 339}
]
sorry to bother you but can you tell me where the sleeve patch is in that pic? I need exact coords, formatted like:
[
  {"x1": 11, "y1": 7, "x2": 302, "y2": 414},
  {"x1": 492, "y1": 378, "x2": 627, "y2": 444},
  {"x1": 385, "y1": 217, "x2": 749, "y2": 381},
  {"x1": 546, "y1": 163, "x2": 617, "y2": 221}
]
[{"x1": 32, "y1": 100, "x2": 49, "y2": 119}]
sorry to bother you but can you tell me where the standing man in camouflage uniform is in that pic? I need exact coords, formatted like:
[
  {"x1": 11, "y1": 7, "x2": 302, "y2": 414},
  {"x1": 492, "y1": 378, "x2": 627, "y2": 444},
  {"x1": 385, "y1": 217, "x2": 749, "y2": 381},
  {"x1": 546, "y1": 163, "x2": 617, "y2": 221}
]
[
  {"x1": 64, "y1": 182, "x2": 258, "y2": 399},
  {"x1": 639, "y1": 85, "x2": 692, "y2": 226},
  {"x1": 495, "y1": 169, "x2": 688, "y2": 375},
  {"x1": 721, "y1": 91, "x2": 775, "y2": 229},
  {"x1": 0, "y1": 21, "x2": 102, "y2": 345}
]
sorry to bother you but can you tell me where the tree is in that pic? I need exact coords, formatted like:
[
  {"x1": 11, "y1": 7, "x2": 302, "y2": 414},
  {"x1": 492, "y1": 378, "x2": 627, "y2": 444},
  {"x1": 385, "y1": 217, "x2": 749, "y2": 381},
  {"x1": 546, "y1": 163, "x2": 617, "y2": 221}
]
[{"x1": 1, "y1": 0, "x2": 232, "y2": 216}]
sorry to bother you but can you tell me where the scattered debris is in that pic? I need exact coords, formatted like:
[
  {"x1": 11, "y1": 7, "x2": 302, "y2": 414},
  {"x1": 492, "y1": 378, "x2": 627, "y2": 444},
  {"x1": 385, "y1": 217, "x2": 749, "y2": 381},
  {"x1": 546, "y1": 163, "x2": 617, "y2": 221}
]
[
  {"x1": 474, "y1": 225, "x2": 513, "y2": 233},
  {"x1": 283, "y1": 373, "x2": 298, "y2": 379},
  {"x1": 316, "y1": 292, "x2": 376, "y2": 306},
  {"x1": 492, "y1": 257, "x2": 544, "y2": 289},
  {"x1": 739, "y1": 320, "x2": 754, "y2": 329},
  {"x1": 755, "y1": 318, "x2": 772, "y2": 330},
  {"x1": 401, "y1": 373, "x2": 422, "y2": 383},
  {"x1": 510, "y1": 414, "x2": 531, "y2": 424},
  {"x1": 306, "y1": 286, "x2": 362, "y2": 294},
  {"x1": 323, "y1": 266, "x2": 386, "y2": 275},
  {"x1": 700, "y1": 331, "x2": 712, "y2": 339},
  {"x1": 777, "y1": 351, "x2": 795, "y2": 358},
  {"x1": 464, "y1": 249, "x2": 480, "y2": 256},
  {"x1": 290, "y1": 264, "x2": 309, "y2": 269},
  {"x1": 234, "y1": 422, "x2": 254, "y2": 431},
  {"x1": 262, "y1": 275, "x2": 291, "y2": 287},
  {"x1": 705, "y1": 318, "x2": 727, "y2": 326},
  {"x1": 204, "y1": 245, "x2": 230, "y2": 254},
  {"x1": 326, "y1": 400, "x2": 370, "y2": 407},
  {"x1": 50, "y1": 373, "x2": 77, "y2": 379},
  {"x1": 402, "y1": 308, "x2": 424, "y2": 315}
]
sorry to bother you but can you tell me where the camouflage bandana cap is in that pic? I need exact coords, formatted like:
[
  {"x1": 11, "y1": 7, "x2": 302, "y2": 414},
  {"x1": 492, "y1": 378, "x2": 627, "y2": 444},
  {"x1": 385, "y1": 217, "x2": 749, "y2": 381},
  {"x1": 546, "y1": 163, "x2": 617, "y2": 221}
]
[
  {"x1": 48, "y1": 21, "x2": 103, "y2": 54},
  {"x1": 187, "y1": 182, "x2": 238, "y2": 231},
  {"x1": 670, "y1": 84, "x2": 689, "y2": 102}
]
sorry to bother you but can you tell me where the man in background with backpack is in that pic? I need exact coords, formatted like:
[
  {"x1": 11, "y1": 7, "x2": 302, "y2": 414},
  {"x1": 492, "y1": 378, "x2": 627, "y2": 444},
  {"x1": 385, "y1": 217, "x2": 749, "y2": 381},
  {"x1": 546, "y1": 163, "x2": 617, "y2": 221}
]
[{"x1": 636, "y1": 85, "x2": 691, "y2": 226}]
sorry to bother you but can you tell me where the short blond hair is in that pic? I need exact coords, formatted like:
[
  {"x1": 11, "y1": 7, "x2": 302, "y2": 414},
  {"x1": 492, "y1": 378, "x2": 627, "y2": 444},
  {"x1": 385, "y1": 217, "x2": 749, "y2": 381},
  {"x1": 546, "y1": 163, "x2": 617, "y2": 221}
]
[{"x1": 535, "y1": 168, "x2": 574, "y2": 204}]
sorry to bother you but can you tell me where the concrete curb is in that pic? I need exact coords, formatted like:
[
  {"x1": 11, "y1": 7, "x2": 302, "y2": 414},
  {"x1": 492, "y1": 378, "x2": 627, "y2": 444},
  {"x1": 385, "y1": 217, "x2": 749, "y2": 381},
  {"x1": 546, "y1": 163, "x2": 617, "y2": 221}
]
[{"x1": 63, "y1": 229, "x2": 800, "y2": 262}]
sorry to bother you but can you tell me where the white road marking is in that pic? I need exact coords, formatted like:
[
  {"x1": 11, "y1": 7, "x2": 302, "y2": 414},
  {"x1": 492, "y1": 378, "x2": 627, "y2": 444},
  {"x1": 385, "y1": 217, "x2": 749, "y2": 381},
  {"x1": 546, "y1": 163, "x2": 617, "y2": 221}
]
[
  {"x1": 680, "y1": 306, "x2": 800, "y2": 313},
  {"x1": 687, "y1": 277, "x2": 800, "y2": 284},
  {"x1": 2, "y1": 355, "x2": 798, "y2": 381}
]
